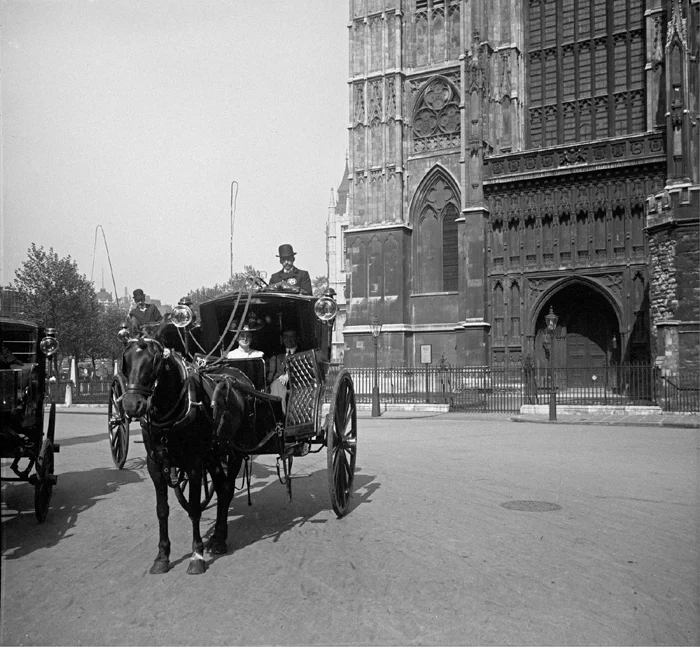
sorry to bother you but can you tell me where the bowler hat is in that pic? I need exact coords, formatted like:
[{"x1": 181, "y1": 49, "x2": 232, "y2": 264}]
[
  {"x1": 276, "y1": 244, "x2": 296, "y2": 258},
  {"x1": 133, "y1": 289, "x2": 145, "y2": 300}
]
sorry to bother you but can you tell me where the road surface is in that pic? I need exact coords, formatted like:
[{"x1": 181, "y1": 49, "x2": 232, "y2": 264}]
[{"x1": 2, "y1": 412, "x2": 698, "y2": 645}]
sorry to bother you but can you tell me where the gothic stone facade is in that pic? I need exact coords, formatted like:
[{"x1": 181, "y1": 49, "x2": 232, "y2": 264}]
[{"x1": 343, "y1": 0, "x2": 699, "y2": 376}]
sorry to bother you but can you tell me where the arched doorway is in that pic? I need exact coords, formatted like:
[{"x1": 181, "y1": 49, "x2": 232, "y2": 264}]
[{"x1": 534, "y1": 282, "x2": 621, "y2": 388}]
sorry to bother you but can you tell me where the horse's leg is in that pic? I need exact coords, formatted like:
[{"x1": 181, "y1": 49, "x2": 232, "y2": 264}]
[
  {"x1": 186, "y1": 466, "x2": 206, "y2": 575},
  {"x1": 207, "y1": 453, "x2": 243, "y2": 555},
  {"x1": 147, "y1": 455, "x2": 171, "y2": 574}
]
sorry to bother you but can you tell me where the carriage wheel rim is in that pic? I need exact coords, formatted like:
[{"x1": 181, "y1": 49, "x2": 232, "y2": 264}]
[
  {"x1": 328, "y1": 372, "x2": 357, "y2": 515},
  {"x1": 108, "y1": 379, "x2": 129, "y2": 469}
]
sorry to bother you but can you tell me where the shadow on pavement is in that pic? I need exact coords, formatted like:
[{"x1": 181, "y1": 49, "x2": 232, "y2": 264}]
[
  {"x1": 203, "y1": 467, "x2": 379, "y2": 567},
  {"x1": 1, "y1": 466, "x2": 144, "y2": 560}
]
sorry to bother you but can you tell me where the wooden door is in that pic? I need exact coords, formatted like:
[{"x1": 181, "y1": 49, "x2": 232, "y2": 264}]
[{"x1": 566, "y1": 308, "x2": 609, "y2": 387}]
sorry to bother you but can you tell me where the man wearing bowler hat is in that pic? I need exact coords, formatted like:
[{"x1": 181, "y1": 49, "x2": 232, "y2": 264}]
[
  {"x1": 269, "y1": 244, "x2": 312, "y2": 295},
  {"x1": 128, "y1": 289, "x2": 163, "y2": 327}
]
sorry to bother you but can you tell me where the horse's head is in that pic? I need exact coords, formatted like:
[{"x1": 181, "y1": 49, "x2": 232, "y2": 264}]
[{"x1": 121, "y1": 333, "x2": 168, "y2": 419}]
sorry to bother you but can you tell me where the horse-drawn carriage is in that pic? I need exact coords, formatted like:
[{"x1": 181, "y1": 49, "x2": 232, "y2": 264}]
[
  {"x1": 110, "y1": 280, "x2": 357, "y2": 574},
  {"x1": 1, "y1": 318, "x2": 60, "y2": 522}
]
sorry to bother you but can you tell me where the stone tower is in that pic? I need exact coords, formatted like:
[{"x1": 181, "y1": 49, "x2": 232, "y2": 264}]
[{"x1": 343, "y1": 0, "x2": 699, "y2": 377}]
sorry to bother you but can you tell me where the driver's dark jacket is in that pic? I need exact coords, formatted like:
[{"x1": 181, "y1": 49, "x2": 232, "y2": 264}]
[
  {"x1": 128, "y1": 303, "x2": 163, "y2": 326},
  {"x1": 269, "y1": 267, "x2": 312, "y2": 295}
]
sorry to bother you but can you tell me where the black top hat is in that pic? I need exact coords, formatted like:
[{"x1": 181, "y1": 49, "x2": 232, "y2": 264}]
[
  {"x1": 178, "y1": 296, "x2": 193, "y2": 306},
  {"x1": 133, "y1": 289, "x2": 145, "y2": 300},
  {"x1": 276, "y1": 244, "x2": 296, "y2": 258}
]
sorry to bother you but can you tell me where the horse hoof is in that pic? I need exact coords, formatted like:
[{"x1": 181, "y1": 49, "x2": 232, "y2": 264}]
[
  {"x1": 149, "y1": 560, "x2": 170, "y2": 574},
  {"x1": 187, "y1": 558, "x2": 206, "y2": 575},
  {"x1": 206, "y1": 539, "x2": 227, "y2": 555}
]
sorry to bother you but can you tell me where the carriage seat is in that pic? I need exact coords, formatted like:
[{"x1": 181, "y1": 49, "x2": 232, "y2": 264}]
[{"x1": 219, "y1": 357, "x2": 267, "y2": 392}]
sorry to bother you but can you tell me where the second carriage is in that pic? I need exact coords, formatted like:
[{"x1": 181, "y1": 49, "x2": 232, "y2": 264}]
[{"x1": 109, "y1": 282, "x2": 357, "y2": 516}]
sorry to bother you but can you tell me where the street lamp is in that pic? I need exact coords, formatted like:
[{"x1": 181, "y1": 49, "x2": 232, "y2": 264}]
[
  {"x1": 545, "y1": 306, "x2": 559, "y2": 421},
  {"x1": 370, "y1": 315, "x2": 382, "y2": 417},
  {"x1": 230, "y1": 180, "x2": 239, "y2": 281}
]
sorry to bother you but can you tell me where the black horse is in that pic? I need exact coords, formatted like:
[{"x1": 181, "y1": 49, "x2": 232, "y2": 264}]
[{"x1": 121, "y1": 322, "x2": 247, "y2": 574}]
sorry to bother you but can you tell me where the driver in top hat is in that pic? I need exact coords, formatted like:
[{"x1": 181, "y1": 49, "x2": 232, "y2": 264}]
[
  {"x1": 128, "y1": 289, "x2": 163, "y2": 327},
  {"x1": 269, "y1": 244, "x2": 312, "y2": 295}
]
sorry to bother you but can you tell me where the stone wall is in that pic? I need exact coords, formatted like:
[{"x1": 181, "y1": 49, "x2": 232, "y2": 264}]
[{"x1": 648, "y1": 223, "x2": 700, "y2": 372}]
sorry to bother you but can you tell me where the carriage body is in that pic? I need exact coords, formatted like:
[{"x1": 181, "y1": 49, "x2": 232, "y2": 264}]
[
  {"x1": 112, "y1": 283, "x2": 357, "y2": 522},
  {"x1": 1, "y1": 317, "x2": 59, "y2": 522},
  {"x1": 197, "y1": 290, "x2": 335, "y2": 448}
]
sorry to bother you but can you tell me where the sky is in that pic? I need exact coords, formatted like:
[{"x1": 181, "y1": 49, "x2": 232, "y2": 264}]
[{"x1": 1, "y1": 0, "x2": 349, "y2": 307}]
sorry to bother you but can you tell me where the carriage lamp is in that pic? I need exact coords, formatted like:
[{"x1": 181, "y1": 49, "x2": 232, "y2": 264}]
[
  {"x1": 117, "y1": 326, "x2": 131, "y2": 344},
  {"x1": 39, "y1": 329, "x2": 59, "y2": 357},
  {"x1": 370, "y1": 316, "x2": 382, "y2": 417},
  {"x1": 314, "y1": 294, "x2": 338, "y2": 323},
  {"x1": 545, "y1": 307, "x2": 559, "y2": 421},
  {"x1": 171, "y1": 304, "x2": 194, "y2": 328}
]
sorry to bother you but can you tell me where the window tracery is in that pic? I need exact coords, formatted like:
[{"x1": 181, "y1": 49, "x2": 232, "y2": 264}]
[
  {"x1": 412, "y1": 77, "x2": 461, "y2": 154},
  {"x1": 527, "y1": 0, "x2": 645, "y2": 146}
]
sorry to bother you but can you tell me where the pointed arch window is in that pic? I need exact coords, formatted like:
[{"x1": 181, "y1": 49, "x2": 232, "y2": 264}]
[{"x1": 414, "y1": 173, "x2": 460, "y2": 293}]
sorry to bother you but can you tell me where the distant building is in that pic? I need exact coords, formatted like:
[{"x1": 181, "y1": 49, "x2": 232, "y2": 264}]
[
  {"x1": 95, "y1": 287, "x2": 113, "y2": 307},
  {"x1": 326, "y1": 159, "x2": 350, "y2": 363}
]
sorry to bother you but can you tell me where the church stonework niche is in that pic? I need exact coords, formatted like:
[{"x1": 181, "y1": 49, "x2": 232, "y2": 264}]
[{"x1": 342, "y1": 0, "x2": 698, "y2": 374}]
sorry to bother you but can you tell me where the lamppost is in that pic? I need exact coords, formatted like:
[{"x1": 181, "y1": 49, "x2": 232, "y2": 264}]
[
  {"x1": 370, "y1": 315, "x2": 382, "y2": 417},
  {"x1": 545, "y1": 306, "x2": 559, "y2": 421},
  {"x1": 230, "y1": 180, "x2": 239, "y2": 280}
]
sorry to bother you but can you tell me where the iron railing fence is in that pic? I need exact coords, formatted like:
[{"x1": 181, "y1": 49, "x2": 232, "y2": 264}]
[
  {"x1": 332, "y1": 365, "x2": 523, "y2": 413},
  {"x1": 657, "y1": 372, "x2": 700, "y2": 413},
  {"x1": 53, "y1": 365, "x2": 700, "y2": 413},
  {"x1": 526, "y1": 365, "x2": 658, "y2": 406}
]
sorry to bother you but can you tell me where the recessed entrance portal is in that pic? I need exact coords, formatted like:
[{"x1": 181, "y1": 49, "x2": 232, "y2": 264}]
[{"x1": 534, "y1": 283, "x2": 620, "y2": 388}]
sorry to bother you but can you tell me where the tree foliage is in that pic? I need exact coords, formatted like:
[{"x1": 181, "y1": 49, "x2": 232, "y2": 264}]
[
  {"x1": 13, "y1": 244, "x2": 100, "y2": 362},
  {"x1": 85, "y1": 302, "x2": 129, "y2": 364},
  {"x1": 312, "y1": 275, "x2": 329, "y2": 297},
  {"x1": 185, "y1": 265, "x2": 263, "y2": 318}
]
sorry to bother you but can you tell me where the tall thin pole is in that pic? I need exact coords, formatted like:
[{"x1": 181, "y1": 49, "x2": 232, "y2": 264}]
[{"x1": 230, "y1": 180, "x2": 239, "y2": 281}]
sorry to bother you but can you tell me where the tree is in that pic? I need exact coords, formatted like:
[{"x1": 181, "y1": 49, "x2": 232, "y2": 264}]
[
  {"x1": 312, "y1": 275, "x2": 329, "y2": 297},
  {"x1": 185, "y1": 265, "x2": 263, "y2": 318},
  {"x1": 14, "y1": 244, "x2": 100, "y2": 363},
  {"x1": 85, "y1": 302, "x2": 129, "y2": 368}
]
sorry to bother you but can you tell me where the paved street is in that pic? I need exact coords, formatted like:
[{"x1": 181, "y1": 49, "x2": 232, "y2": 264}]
[{"x1": 1, "y1": 411, "x2": 698, "y2": 645}]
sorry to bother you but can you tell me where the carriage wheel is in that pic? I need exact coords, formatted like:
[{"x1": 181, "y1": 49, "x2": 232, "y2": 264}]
[
  {"x1": 34, "y1": 440, "x2": 55, "y2": 523},
  {"x1": 173, "y1": 466, "x2": 216, "y2": 513},
  {"x1": 108, "y1": 376, "x2": 130, "y2": 469},
  {"x1": 326, "y1": 369, "x2": 357, "y2": 518}
]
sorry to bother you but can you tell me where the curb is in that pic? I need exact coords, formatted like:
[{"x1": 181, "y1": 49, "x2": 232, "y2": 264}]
[{"x1": 511, "y1": 416, "x2": 700, "y2": 429}]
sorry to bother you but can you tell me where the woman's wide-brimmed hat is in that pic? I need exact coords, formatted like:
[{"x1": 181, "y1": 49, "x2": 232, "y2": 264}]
[
  {"x1": 230, "y1": 312, "x2": 264, "y2": 332},
  {"x1": 276, "y1": 244, "x2": 296, "y2": 258}
]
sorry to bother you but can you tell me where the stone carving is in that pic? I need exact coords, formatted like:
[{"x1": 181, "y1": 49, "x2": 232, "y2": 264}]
[
  {"x1": 387, "y1": 77, "x2": 396, "y2": 118},
  {"x1": 651, "y1": 15, "x2": 664, "y2": 68},
  {"x1": 354, "y1": 84, "x2": 365, "y2": 125},
  {"x1": 369, "y1": 80, "x2": 382, "y2": 124},
  {"x1": 412, "y1": 77, "x2": 460, "y2": 153},
  {"x1": 600, "y1": 273, "x2": 624, "y2": 298}
]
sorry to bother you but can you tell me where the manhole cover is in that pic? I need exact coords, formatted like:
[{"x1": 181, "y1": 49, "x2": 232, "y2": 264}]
[{"x1": 500, "y1": 500, "x2": 562, "y2": 512}]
